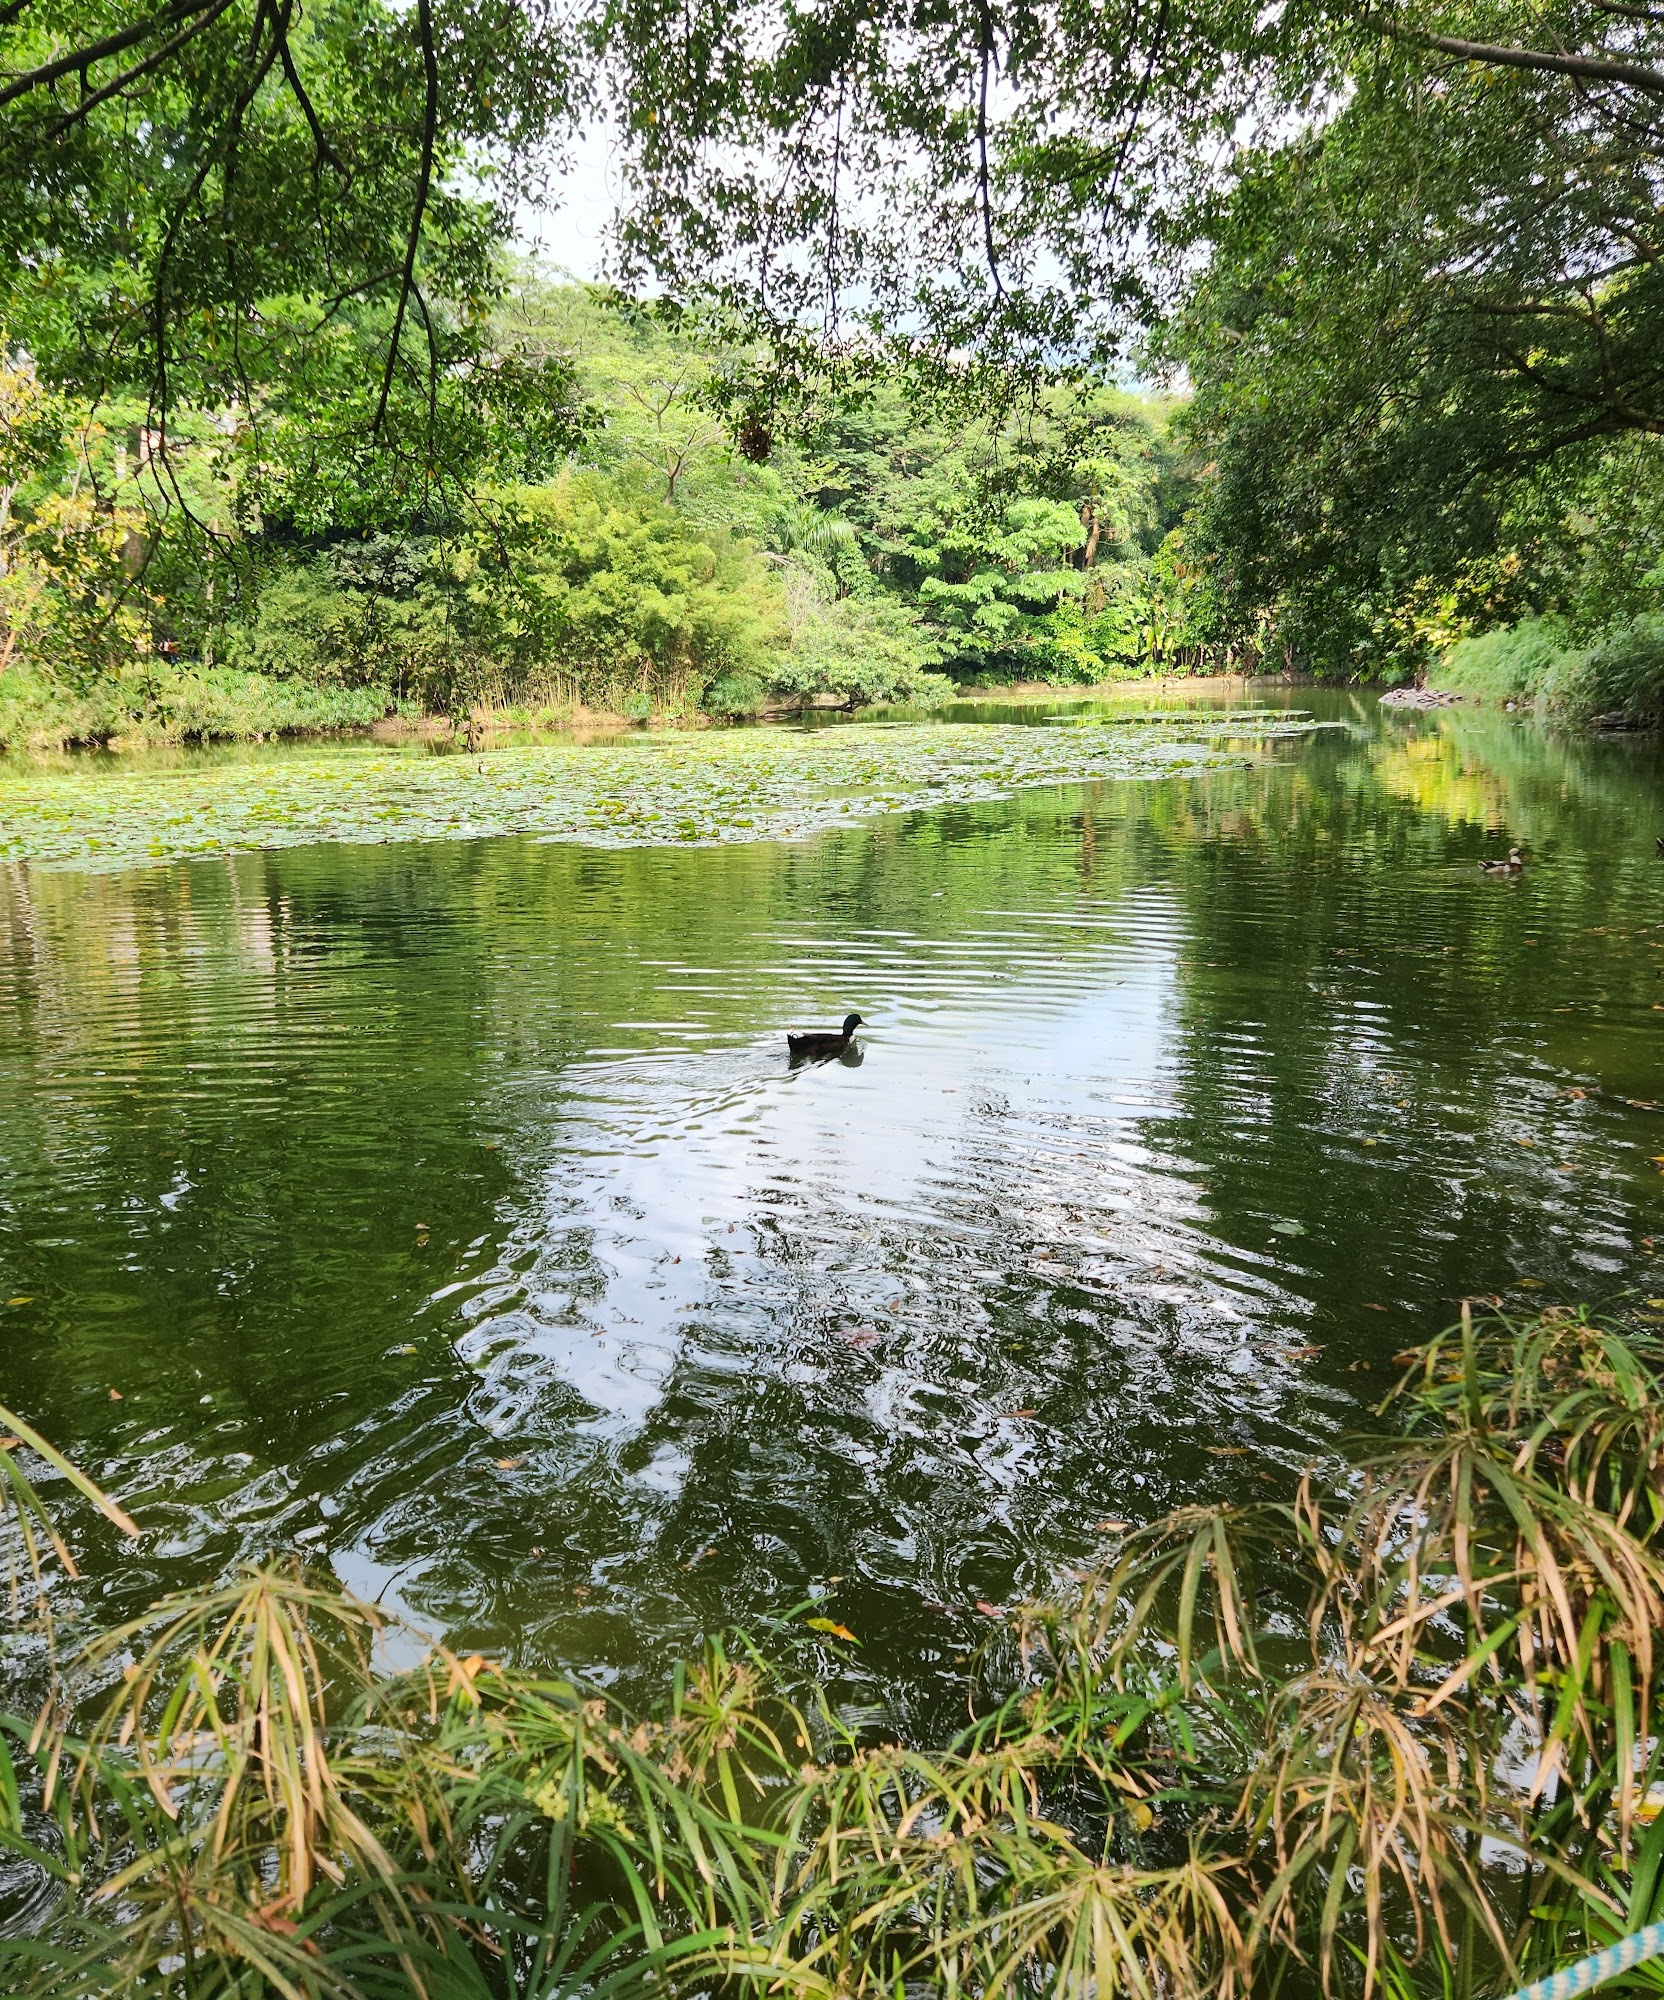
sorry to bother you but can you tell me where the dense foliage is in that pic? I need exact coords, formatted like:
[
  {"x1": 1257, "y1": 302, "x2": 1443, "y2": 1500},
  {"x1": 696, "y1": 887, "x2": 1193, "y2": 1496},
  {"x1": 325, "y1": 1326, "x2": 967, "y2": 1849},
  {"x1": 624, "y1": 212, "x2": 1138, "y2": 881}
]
[
  {"x1": 599, "y1": 0, "x2": 1664, "y2": 685},
  {"x1": 2, "y1": 1307, "x2": 1663, "y2": 1996},
  {"x1": 0, "y1": 280, "x2": 1203, "y2": 746},
  {"x1": 10, "y1": 0, "x2": 1664, "y2": 713}
]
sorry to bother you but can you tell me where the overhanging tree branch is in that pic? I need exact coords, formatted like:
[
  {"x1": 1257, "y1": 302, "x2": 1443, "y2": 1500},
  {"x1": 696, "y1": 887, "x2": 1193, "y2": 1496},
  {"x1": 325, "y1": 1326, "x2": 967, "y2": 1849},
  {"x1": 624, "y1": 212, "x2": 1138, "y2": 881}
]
[
  {"x1": 373, "y1": 0, "x2": 437, "y2": 436},
  {"x1": 38, "y1": 0, "x2": 239, "y2": 138},
  {"x1": 0, "y1": 0, "x2": 222, "y2": 109},
  {"x1": 1362, "y1": 13, "x2": 1664, "y2": 94}
]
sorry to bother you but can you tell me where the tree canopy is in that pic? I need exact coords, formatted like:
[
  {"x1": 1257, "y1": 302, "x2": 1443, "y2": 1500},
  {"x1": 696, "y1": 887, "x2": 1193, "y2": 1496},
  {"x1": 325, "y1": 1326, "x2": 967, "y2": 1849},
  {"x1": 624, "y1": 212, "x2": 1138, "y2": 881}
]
[{"x1": 7, "y1": 0, "x2": 1664, "y2": 677}]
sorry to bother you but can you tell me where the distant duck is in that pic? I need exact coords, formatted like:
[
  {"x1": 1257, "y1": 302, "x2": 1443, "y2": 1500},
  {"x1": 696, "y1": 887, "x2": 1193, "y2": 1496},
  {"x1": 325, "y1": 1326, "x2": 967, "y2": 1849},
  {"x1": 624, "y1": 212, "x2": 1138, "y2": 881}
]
[
  {"x1": 787, "y1": 1012, "x2": 864, "y2": 1060},
  {"x1": 1480, "y1": 848, "x2": 1525, "y2": 874}
]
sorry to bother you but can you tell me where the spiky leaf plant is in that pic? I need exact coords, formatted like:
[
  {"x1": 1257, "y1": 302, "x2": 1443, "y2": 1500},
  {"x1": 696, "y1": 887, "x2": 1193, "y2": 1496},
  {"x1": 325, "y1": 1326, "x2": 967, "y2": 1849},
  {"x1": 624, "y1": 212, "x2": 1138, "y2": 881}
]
[{"x1": 2, "y1": 1308, "x2": 1664, "y2": 2000}]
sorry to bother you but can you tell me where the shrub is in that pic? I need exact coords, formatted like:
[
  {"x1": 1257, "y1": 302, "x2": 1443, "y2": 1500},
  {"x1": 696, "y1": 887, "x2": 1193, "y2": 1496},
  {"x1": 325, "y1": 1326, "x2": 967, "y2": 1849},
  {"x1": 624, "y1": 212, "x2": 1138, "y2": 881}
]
[
  {"x1": 1570, "y1": 613, "x2": 1664, "y2": 722},
  {"x1": 702, "y1": 670, "x2": 766, "y2": 717},
  {"x1": 771, "y1": 561, "x2": 955, "y2": 709},
  {"x1": 225, "y1": 478, "x2": 792, "y2": 720},
  {"x1": 0, "y1": 660, "x2": 397, "y2": 750},
  {"x1": 1434, "y1": 612, "x2": 1664, "y2": 725}
]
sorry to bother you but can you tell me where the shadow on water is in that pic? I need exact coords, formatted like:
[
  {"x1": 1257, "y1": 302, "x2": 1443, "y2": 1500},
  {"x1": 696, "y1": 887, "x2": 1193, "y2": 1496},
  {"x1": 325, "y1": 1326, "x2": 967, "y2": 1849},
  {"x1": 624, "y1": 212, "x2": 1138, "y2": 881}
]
[{"x1": 1, "y1": 691, "x2": 1662, "y2": 1727}]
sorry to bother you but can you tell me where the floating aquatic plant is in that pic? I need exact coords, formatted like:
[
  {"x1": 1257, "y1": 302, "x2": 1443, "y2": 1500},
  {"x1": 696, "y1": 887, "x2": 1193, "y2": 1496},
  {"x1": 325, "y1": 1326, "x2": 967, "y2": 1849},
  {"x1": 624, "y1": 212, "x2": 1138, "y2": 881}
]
[{"x1": 0, "y1": 713, "x2": 1338, "y2": 873}]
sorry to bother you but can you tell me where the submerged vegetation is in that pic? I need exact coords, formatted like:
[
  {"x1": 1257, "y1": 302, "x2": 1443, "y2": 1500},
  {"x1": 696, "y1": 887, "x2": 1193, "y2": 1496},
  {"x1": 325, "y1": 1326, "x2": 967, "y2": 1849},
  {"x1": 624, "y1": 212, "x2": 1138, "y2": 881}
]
[{"x1": 3, "y1": 1306, "x2": 1663, "y2": 1997}]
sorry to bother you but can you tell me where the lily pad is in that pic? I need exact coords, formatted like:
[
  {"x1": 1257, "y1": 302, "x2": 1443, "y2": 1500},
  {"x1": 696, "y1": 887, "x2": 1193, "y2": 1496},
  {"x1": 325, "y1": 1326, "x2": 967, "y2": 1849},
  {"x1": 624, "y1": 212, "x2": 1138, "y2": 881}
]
[{"x1": 0, "y1": 712, "x2": 1339, "y2": 873}]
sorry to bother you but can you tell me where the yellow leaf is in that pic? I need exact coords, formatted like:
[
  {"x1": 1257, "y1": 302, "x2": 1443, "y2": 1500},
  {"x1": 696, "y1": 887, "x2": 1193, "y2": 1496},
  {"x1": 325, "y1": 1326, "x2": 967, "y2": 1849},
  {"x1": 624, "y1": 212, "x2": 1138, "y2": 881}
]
[{"x1": 805, "y1": 1617, "x2": 859, "y2": 1643}]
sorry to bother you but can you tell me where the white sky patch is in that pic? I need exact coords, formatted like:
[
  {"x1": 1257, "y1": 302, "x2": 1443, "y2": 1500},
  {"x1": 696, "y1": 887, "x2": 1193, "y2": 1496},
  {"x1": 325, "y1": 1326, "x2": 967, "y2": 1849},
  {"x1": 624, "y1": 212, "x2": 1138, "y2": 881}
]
[{"x1": 515, "y1": 121, "x2": 624, "y2": 280}]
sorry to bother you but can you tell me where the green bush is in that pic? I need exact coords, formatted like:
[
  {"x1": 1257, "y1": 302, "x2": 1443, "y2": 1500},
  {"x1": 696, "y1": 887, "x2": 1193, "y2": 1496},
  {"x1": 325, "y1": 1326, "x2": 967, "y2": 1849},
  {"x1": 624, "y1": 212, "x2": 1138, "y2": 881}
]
[
  {"x1": 225, "y1": 477, "x2": 791, "y2": 718},
  {"x1": 1569, "y1": 613, "x2": 1664, "y2": 722},
  {"x1": 772, "y1": 561, "x2": 955, "y2": 709},
  {"x1": 702, "y1": 670, "x2": 767, "y2": 717}
]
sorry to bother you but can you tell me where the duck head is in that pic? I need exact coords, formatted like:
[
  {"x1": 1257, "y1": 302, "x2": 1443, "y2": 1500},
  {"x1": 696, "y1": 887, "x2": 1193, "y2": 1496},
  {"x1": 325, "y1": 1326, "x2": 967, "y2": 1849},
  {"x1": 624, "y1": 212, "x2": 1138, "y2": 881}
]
[{"x1": 842, "y1": 1013, "x2": 864, "y2": 1035}]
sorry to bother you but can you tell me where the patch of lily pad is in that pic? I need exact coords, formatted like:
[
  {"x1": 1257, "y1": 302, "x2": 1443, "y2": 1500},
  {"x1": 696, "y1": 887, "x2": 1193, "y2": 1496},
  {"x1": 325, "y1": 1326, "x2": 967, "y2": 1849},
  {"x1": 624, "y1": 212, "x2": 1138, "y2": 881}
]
[{"x1": 0, "y1": 711, "x2": 1338, "y2": 872}]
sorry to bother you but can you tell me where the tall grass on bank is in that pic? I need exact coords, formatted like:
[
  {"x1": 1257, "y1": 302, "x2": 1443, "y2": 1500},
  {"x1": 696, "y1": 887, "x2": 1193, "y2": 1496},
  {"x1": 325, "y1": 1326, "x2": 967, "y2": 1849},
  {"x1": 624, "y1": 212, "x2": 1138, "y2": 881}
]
[
  {"x1": 1431, "y1": 615, "x2": 1664, "y2": 725},
  {"x1": 0, "y1": 663, "x2": 405, "y2": 753},
  {"x1": 3, "y1": 1306, "x2": 1664, "y2": 1997}
]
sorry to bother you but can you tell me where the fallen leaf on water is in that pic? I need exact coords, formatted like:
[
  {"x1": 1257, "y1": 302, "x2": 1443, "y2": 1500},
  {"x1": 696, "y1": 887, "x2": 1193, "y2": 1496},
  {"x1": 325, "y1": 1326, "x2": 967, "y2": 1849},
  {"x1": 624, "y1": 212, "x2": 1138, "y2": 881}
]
[
  {"x1": 449, "y1": 1654, "x2": 496, "y2": 1693},
  {"x1": 1093, "y1": 1519, "x2": 1129, "y2": 1533},
  {"x1": 5, "y1": 1297, "x2": 32, "y2": 1306},
  {"x1": 0, "y1": 1437, "x2": 19, "y2": 1451},
  {"x1": 1001, "y1": 1407, "x2": 1038, "y2": 1419},
  {"x1": 495, "y1": 1457, "x2": 524, "y2": 1471},
  {"x1": 108, "y1": 1389, "x2": 123, "y2": 1401},
  {"x1": 1279, "y1": 1346, "x2": 1324, "y2": 1359},
  {"x1": 805, "y1": 1617, "x2": 859, "y2": 1643},
  {"x1": 975, "y1": 1601, "x2": 1004, "y2": 1618},
  {"x1": 1362, "y1": 1302, "x2": 1388, "y2": 1311},
  {"x1": 1206, "y1": 1446, "x2": 1247, "y2": 1456}
]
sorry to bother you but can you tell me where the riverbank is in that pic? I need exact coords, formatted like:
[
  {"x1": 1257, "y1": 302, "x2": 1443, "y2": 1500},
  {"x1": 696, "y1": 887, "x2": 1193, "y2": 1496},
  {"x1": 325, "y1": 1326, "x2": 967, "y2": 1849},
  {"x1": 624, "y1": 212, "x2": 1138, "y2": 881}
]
[{"x1": 0, "y1": 660, "x2": 1298, "y2": 756}]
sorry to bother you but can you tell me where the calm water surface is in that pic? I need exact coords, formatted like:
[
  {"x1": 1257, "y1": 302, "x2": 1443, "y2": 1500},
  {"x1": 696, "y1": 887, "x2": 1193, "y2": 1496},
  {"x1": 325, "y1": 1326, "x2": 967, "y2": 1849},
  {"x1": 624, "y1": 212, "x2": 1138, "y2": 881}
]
[{"x1": 2, "y1": 692, "x2": 1662, "y2": 1724}]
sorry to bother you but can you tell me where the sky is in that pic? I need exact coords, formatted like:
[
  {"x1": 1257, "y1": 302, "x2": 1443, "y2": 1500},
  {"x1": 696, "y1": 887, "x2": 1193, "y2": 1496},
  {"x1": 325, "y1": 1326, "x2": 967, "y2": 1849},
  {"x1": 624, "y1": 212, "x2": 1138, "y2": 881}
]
[{"x1": 516, "y1": 124, "x2": 620, "y2": 281}]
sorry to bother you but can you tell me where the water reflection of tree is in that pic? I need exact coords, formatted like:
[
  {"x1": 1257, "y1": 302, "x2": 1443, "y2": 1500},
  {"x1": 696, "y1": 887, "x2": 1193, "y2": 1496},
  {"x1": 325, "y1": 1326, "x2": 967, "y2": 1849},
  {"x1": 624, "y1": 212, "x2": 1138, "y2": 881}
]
[
  {"x1": 4, "y1": 716, "x2": 1663, "y2": 1728},
  {"x1": 1150, "y1": 714, "x2": 1664, "y2": 1359}
]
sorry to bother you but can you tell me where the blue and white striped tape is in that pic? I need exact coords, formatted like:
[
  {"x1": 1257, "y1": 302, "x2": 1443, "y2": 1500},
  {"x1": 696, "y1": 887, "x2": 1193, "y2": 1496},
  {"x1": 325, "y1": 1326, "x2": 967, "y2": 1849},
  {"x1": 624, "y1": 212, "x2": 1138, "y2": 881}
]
[{"x1": 1500, "y1": 1922, "x2": 1664, "y2": 2000}]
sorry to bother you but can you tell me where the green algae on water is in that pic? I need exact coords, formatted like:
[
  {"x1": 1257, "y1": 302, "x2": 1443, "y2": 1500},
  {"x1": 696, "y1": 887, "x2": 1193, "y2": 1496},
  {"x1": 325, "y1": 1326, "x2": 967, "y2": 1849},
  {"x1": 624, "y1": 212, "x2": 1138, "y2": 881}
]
[{"x1": 0, "y1": 713, "x2": 1336, "y2": 872}]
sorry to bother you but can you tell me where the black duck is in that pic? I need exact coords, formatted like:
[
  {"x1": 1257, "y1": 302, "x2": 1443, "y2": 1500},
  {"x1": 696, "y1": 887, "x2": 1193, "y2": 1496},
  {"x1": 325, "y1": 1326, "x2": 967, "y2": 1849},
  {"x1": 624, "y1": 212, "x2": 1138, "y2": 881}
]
[{"x1": 787, "y1": 1012, "x2": 863, "y2": 1059}]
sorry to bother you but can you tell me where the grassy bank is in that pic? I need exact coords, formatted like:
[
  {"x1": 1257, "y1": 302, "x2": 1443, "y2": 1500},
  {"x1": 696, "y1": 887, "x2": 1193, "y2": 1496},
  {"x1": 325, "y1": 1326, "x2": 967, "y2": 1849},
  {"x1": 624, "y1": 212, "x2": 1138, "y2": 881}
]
[
  {"x1": 0, "y1": 662, "x2": 1258, "y2": 758},
  {"x1": 0, "y1": 1305, "x2": 1659, "y2": 1998},
  {"x1": 0, "y1": 662, "x2": 413, "y2": 753},
  {"x1": 1428, "y1": 616, "x2": 1664, "y2": 726}
]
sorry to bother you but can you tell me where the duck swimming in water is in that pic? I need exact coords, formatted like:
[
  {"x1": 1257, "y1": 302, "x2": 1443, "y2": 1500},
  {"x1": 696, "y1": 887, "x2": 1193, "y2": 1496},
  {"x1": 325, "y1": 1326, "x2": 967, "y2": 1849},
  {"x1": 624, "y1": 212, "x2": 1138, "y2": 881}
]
[
  {"x1": 787, "y1": 1012, "x2": 863, "y2": 1060},
  {"x1": 1480, "y1": 848, "x2": 1525, "y2": 874}
]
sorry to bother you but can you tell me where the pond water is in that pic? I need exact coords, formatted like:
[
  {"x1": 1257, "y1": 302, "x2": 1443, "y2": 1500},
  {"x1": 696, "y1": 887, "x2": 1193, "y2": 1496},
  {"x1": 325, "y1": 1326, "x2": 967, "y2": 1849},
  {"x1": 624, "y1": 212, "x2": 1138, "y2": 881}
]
[{"x1": 1, "y1": 691, "x2": 1662, "y2": 1731}]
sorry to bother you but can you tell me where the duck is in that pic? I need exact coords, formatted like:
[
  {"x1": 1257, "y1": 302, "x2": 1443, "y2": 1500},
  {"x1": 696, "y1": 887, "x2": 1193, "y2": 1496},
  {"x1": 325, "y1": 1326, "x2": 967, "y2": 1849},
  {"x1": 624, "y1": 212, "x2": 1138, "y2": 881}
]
[
  {"x1": 787, "y1": 1012, "x2": 864, "y2": 1060},
  {"x1": 1480, "y1": 848, "x2": 1525, "y2": 874}
]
